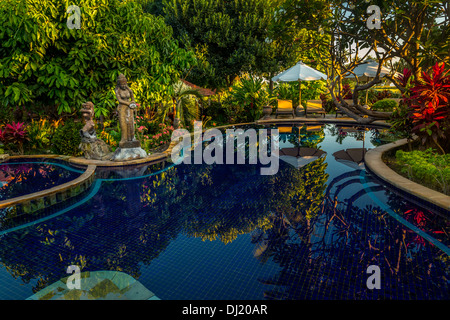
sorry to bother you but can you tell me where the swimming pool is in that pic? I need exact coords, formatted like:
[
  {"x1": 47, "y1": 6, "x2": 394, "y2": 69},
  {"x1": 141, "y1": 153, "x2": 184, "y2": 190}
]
[
  {"x1": 0, "y1": 123, "x2": 448, "y2": 300},
  {"x1": 0, "y1": 158, "x2": 84, "y2": 201}
]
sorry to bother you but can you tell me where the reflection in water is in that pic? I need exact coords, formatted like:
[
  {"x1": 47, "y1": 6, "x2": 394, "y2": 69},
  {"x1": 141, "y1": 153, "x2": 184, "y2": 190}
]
[
  {"x1": 0, "y1": 162, "x2": 82, "y2": 201},
  {"x1": 0, "y1": 124, "x2": 448, "y2": 300}
]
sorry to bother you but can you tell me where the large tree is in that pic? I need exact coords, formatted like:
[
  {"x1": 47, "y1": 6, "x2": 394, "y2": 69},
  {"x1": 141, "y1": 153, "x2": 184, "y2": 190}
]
[
  {"x1": 160, "y1": 0, "x2": 306, "y2": 89},
  {"x1": 283, "y1": 1, "x2": 450, "y2": 123},
  {"x1": 0, "y1": 0, "x2": 195, "y2": 120}
]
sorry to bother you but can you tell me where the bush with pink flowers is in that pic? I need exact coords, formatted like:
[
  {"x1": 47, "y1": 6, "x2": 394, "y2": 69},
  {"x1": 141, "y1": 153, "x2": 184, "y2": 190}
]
[{"x1": 141, "y1": 122, "x2": 175, "y2": 152}]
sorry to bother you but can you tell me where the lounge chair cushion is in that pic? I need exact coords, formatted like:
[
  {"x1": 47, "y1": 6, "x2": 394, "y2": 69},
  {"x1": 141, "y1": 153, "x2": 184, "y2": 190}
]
[
  {"x1": 277, "y1": 99, "x2": 293, "y2": 111},
  {"x1": 276, "y1": 99, "x2": 295, "y2": 118},
  {"x1": 305, "y1": 100, "x2": 326, "y2": 117}
]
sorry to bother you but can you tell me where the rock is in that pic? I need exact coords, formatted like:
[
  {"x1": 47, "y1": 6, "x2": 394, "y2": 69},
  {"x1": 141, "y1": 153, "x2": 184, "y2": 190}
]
[
  {"x1": 79, "y1": 139, "x2": 113, "y2": 161},
  {"x1": 110, "y1": 147, "x2": 147, "y2": 162},
  {"x1": 0, "y1": 154, "x2": 9, "y2": 161}
]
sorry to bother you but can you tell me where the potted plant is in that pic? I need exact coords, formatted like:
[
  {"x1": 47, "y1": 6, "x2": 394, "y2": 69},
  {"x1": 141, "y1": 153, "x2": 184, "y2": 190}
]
[{"x1": 262, "y1": 90, "x2": 277, "y2": 120}]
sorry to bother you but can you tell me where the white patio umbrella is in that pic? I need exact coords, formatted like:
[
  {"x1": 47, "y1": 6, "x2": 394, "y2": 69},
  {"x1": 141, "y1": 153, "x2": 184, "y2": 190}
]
[
  {"x1": 344, "y1": 59, "x2": 393, "y2": 104},
  {"x1": 344, "y1": 59, "x2": 391, "y2": 82},
  {"x1": 272, "y1": 61, "x2": 328, "y2": 108}
]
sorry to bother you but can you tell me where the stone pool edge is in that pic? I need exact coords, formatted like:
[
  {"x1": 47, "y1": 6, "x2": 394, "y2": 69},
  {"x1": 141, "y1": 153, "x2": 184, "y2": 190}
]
[{"x1": 365, "y1": 138, "x2": 450, "y2": 212}]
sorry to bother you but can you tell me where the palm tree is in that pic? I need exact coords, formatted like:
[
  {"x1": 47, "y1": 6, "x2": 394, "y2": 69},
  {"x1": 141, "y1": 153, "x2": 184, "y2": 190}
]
[{"x1": 159, "y1": 80, "x2": 203, "y2": 128}]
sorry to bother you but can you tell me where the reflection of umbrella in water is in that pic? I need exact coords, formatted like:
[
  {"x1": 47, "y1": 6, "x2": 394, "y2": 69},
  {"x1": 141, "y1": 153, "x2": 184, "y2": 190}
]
[
  {"x1": 333, "y1": 148, "x2": 368, "y2": 170},
  {"x1": 279, "y1": 147, "x2": 327, "y2": 168}
]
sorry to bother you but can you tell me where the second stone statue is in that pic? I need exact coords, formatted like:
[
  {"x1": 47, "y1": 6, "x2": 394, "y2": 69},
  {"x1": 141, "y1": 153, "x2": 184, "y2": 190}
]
[{"x1": 110, "y1": 74, "x2": 147, "y2": 161}]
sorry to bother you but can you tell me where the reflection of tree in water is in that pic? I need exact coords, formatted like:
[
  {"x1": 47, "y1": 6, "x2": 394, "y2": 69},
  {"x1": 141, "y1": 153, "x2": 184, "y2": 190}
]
[
  {"x1": 0, "y1": 124, "x2": 332, "y2": 295},
  {"x1": 288, "y1": 125, "x2": 325, "y2": 148},
  {"x1": 0, "y1": 162, "x2": 185, "y2": 294},
  {"x1": 257, "y1": 171, "x2": 450, "y2": 300},
  {"x1": 0, "y1": 163, "x2": 78, "y2": 201}
]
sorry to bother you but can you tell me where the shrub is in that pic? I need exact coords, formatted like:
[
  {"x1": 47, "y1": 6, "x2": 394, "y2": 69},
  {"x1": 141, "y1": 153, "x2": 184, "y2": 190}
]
[
  {"x1": 0, "y1": 121, "x2": 29, "y2": 154},
  {"x1": 142, "y1": 123, "x2": 174, "y2": 152},
  {"x1": 371, "y1": 99, "x2": 398, "y2": 112},
  {"x1": 389, "y1": 101, "x2": 414, "y2": 140},
  {"x1": 50, "y1": 119, "x2": 83, "y2": 156},
  {"x1": 407, "y1": 63, "x2": 450, "y2": 153},
  {"x1": 26, "y1": 118, "x2": 61, "y2": 152},
  {"x1": 396, "y1": 149, "x2": 450, "y2": 195},
  {"x1": 342, "y1": 83, "x2": 352, "y2": 99},
  {"x1": 229, "y1": 76, "x2": 275, "y2": 122}
]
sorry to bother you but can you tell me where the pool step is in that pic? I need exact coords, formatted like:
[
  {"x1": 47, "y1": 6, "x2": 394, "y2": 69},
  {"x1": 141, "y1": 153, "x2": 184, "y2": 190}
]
[{"x1": 26, "y1": 270, "x2": 160, "y2": 300}]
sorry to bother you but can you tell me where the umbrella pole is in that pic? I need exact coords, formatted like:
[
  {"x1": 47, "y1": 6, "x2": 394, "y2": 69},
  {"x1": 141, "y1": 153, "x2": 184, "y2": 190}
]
[{"x1": 298, "y1": 79, "x2": 302, "y2": 111}]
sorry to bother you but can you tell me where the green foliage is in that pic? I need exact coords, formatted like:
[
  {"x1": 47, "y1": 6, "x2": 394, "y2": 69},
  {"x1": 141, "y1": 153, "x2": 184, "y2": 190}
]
[
  {"x1": 371, "y1": 99, "x2": 398, "y2": 112},
  {"x1": 203, "y1": 100, "x2": 228, "y2": 125},
  {"x1": 0, "y1": 0, "x2": 196, "y2": 118},
  {"x1": 227, "y1": 76, "x2": 275, "y2": 122},
  {"x1": 396, "y1": 149, "x2": 450, "y2": 195},
  {"x1": 25, "y1": 119, "x2": 61, "y2": 152},
  {"x1": 162, "y1": 0, "x2": 303, "y2": 89},
  {"x1": 142, "y1": 123, "x2": 174, "y2": 152},
  {"x1": 325, "y1": 1, "x2": 449, "y2": 82},
  {"x1": 50, "y1": 119, "x2": 83, "y2": 156},
  {"x1": 408, "y1": 63, "x2": 450, "y2": 154}
]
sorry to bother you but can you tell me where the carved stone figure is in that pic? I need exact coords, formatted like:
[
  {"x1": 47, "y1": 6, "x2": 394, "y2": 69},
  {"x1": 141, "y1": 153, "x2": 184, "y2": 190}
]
[
  {"x1": 79, "y1": 101, "x2": 112, "y2": 160},
  {"x1": 115, "y1": 74, "x2": 139, "y2": 148},
  {"x1": 109, "y1": 74, "x2": 147, "y2": 161},
  {"x1": 80, "y1": 101, "x2": 96, "y2": 142}
]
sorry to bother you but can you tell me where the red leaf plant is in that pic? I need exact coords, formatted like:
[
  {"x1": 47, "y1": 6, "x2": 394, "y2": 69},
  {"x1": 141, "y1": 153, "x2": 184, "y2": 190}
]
[
  {"x1": 407, "y1": 63, "x2": 450, "y2": 153},
  {"x1": 1, "y1": 122, "x2": 29, "y2": 154}
]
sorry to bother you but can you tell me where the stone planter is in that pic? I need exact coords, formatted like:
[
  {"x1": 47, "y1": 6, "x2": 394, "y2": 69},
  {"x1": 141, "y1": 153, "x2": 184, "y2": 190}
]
[
  {"x1": 262, "y1": 105, "x2": 272, "y2": 120},
  {"x1": 295, "y1": 105, "x2": 304, "y2": 117}
]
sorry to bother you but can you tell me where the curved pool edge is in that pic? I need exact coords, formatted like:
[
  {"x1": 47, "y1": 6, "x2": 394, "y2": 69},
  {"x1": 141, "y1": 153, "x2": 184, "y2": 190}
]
[
  {"x1": 255, "y1": 117, "x2": 391, "y2": 128},
  {"x1": 0, "y1": 164, "x2": 97, "y2": 214},
  {"x1": 365, "y1": 138, "x2": 450, "y2": 213}
]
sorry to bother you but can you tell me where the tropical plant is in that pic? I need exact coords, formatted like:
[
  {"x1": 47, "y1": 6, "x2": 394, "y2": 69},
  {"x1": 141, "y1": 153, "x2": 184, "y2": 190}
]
[
  {"x1": 143, "y1": 123, "x2": 175, "y2": 152},
  {"x1": 172, "y1": 81, "x2": 202, "y2": 127},
  {"x1": 408, "y1": 62, "x2": 450, "y2": 154},
  {"x1": 0, "y1": 122, "x2": 29, "y2": 154},
  {"x1": 161, "y1": 0, "x2": 302, "y2": 89},
  {"x1": 26, "y1": 118, "x2": 61, "y2": 151},
  {"x1": 50, "y1": 119, "x2": 83, "y2": 156},
  {"x1": 229, "y1": 76, "x2": 275, "y2": 122},
  {"x1": 389, "y1": 68, "x2": 415, "y2": 141}
]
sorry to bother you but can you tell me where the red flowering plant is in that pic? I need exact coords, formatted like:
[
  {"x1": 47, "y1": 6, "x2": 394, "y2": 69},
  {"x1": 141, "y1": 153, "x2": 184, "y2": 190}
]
[
  {"x1": 0, "y1": 122, "x2": 29, "y2": 154},
  {"x1": 142, "y1": 122, "x2": 175, "y2": 152},
  {"x1": 341, "y1": 83, "x2": 353, "y2": 99},
  {"x1": 408, "y1": 62, "x2": 450, "y2": 153}
]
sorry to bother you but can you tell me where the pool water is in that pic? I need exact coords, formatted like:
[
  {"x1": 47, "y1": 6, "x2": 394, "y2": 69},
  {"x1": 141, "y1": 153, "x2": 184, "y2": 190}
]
[
  {"x1": 0, "y1": 159, "x2": 84, "y2": 201},
  {"x1": 0, "y1": 123, "x2": 448, "y2": 300}
]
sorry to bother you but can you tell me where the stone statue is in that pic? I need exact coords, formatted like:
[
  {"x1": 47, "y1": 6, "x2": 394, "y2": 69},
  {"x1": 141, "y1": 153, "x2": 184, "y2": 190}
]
[
  {"x1": 80, "y1": 101, "x2": 96, "y2": 141},
  {"x1": 109, "y1": 74, "x2": 147, "y2": 161},
  {"x1": 115, "y1": 73, "x2": 139, "y2": 148},
  {"x1": 79, "y1": 101, "x2": 112, "y2": 160}
]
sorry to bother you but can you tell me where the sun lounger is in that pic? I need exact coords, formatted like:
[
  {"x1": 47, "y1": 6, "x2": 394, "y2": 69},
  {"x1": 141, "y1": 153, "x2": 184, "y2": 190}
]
[
  {"x1": 305, "y1": 100, "x2": 326, "y2": 118},
  {"x1": 275, "y1": 99, "x2": 295, "y2": 118}
]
